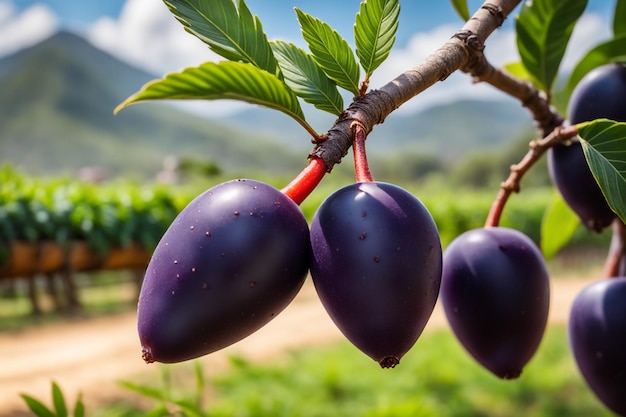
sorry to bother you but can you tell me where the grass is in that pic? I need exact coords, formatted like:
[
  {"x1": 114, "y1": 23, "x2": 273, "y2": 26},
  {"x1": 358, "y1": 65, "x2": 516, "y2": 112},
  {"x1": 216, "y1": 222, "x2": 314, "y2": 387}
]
[{"x1": 95, "y1": 325, "x2": 612, "y2": 417}]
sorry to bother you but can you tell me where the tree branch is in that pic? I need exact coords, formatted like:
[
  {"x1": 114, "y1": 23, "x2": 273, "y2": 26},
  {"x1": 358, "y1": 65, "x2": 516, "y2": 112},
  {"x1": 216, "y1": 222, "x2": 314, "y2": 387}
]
[
  {"x1": 461, "y1": 57, "x2": 564, "y2": 136},
  {"x1": 310, "y1": 0, "x2": 523, "y2": 171}
]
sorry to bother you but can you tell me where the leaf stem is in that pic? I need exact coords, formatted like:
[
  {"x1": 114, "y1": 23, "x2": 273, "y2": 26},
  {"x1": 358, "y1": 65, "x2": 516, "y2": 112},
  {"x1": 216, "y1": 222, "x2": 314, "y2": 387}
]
[{"x1": 484, "y1": 125, "x2": 579, "y2": 227}]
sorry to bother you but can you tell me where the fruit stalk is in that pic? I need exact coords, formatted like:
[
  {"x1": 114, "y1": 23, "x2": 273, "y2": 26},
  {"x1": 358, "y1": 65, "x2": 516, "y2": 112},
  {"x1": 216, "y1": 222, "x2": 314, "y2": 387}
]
[
  {"x1": 281, "y1": 156, "x2": 327, "y2": 205},
  {"x1": 352, "y1": 123, "x2": 374, "y2": 183},
  {"x1": 604, "y1": 219, "x2": 626, "y2": 278},
  {"x1": 485, "y1": 124, "x2": 578, "y2": 227}
]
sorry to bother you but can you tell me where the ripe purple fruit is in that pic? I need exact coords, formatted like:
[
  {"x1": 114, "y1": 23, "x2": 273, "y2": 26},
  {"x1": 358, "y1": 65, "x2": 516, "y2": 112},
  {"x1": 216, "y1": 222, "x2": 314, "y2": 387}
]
[
  {"x1": 569, "y1": 277, "x2": 626, "y2": 416},
  {"x1": 441, "y1": 227, "x2": 550, "y2": 379},
  {"x1": 309, "y1": 182, "x2": 442, "y2": 368},
  {"x1": 547, "y1": 142, "x2": 616, "y2": 232},
  {"x1": 547, "y1": 64, "x2": 626, "y2": 232},
  {"x1": 137, "y1": 179, "x2": 310, "y2": 364},
  {"x1": 568, "y1": 63, "x2": 626, "y2": 124}
]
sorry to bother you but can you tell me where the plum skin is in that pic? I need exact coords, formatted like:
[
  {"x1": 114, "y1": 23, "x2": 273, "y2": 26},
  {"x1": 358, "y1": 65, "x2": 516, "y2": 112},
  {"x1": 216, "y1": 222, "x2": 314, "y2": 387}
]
[
  {"x1": 569, "y1": 277, "x2": 626, "y2": 417},
  {"x1": 137, "y1": 179, "x2": 310, "y2": 364},
  {"x1": 441, "y1": 227, "x2": 550, "y2": 379},
  {"x1": 568, "y1": 63, "x2": 626, "y2": 124},
  {"x1": 547, "y1": 64, "x2": 626, "y2": 232},
  {"x1": 547, "y1": 142, "x2": 616, "y2": 232},
  {"x1": 309, "y1": 181, "x2": 442, "y2": 367}
]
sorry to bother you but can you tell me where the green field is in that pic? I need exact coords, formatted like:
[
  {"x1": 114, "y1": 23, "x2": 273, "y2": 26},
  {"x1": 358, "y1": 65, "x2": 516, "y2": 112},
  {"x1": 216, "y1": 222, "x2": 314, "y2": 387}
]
[{"x1": 91, "y1": 325, "x2": 612, "y2": 417}]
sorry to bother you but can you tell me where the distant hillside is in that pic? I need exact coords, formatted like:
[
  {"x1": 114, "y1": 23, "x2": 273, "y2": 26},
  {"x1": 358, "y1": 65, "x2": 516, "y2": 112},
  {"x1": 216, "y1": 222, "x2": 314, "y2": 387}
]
[
  {"x1": 0, "y1": 31, "x2": 302, "y2": 179},
  {"x1": 222, "y1": 97, "x2": 534, "y2": 159}
]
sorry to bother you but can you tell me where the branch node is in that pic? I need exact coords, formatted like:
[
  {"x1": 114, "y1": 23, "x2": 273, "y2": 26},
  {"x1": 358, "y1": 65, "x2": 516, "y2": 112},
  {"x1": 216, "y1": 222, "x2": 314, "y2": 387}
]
[
  {"x1": 452, "y1": 30, "x2": 485, "y2": 52},
  {"x1": 481, "y1": 4, "x2": 506, "y2": 26}
]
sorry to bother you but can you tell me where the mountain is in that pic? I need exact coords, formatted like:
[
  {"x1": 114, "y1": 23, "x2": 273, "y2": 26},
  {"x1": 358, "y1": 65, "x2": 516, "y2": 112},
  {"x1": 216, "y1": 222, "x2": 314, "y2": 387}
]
[
  {"x1": 221, "y1": 96, "x2": 534, "y2": 160},
  {"x1": 0, "y1": 31, "x2": 302, "y2": 178},
  {"x1": 371, "y1": 98, "x2": 534, "y2": 159}
]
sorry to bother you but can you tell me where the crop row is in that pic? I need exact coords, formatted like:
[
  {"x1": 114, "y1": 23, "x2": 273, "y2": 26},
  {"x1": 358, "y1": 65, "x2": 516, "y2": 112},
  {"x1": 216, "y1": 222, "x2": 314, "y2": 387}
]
[
  {"x1": 0, "y1": 166, "x2": 188, "y2": 268},
  {"x1": 0, "y1": 166, "x2": 607, "y2": 272}
]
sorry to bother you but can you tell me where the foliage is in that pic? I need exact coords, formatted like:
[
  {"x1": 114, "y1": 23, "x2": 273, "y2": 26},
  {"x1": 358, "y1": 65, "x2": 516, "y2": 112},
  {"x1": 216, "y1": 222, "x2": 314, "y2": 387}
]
[
  {"x1": 20, "y1": 381, "x2": 84, "y2": 417},
  {"x1": 578, "y1": 119, "x2": 626, "y2": 225},
  {"x1": 0, "y1": 165, "x2": 186, "y2": 261}
]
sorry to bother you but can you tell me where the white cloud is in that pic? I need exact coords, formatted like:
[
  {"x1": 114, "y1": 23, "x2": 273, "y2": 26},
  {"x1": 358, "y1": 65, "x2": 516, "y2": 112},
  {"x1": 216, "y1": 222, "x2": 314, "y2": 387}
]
[
  {"x1": 88, "y1": 0, "x2": 218, "y2": 73},
  {"x1": 0, "y1": 1, "x2": 57, "y2": 57},
  {"x1": 562, "y1": 13, "x2": 611, "y2": 71}
]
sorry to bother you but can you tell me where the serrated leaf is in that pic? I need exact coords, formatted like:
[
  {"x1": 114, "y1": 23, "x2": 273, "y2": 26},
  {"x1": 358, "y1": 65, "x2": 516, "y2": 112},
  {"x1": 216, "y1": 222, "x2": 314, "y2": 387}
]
[
  {"x1": 540, "y1": 192, "x2": 580, "y2": 259},
  {"x1": 354, "y1": 0, "x2": 400, "y2": 77},
  {"x1": 565, "y1": 35, "x2": 626, "y2": 96},
  {"x1": 19, "y1": 394, "x2": 56, "y2": 417},
  {"x1": 615, "y1": 0, "x2": 626, "y2": 36},
  {"x1": 115, "y1": 61, "x2": 310, "y2": 132},
  {"x1": 516, "y1": 0, "x2": 588, "y2": 92},
  {"x1": 578, "y1": 119, "x2": 626, "y2": 225},
  {"x1": 51, "y1": 382, "x2": 68, "y2": 417},
  {"x1": 271, "y1": 40, "x2": 343, "y2": 115},
  {"x1": 450, "y1": 0, "x2": 470, "y2": 20},
  {"x1": 163, "y1": 0, "x2": 280, "y2": 77},
  {"x1": 295, "y1": 8, "x2": 360, "y2": 95}
]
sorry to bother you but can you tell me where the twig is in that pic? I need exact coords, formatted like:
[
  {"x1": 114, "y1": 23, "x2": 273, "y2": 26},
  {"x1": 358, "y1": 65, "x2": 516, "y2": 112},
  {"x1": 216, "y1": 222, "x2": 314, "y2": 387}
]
[
  {"x1": 460, "y1": 54, "x2": 564, "y2": 136},
  {"x1": 484, "y1": 125, "x2": 579, "y2": 227}
]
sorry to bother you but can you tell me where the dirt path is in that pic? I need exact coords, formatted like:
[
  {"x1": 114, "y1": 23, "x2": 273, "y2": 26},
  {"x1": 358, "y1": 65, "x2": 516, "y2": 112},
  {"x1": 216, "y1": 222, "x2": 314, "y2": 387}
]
[{"x1": 0, "y1": 276, "x2": 598, "y2": 416}]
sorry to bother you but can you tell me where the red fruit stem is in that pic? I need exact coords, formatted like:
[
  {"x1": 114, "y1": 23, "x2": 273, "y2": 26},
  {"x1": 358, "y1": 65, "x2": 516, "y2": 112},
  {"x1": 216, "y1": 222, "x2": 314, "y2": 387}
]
[
  {"x1": 353, "y1": 123, "x2": 375, "y2": 183},
  {"x1": 604, "y1": 219, "x2": 626, "y2": 278},
  {"x1": 485, "y1": 125, "x2": 579, "y2": 227},
  {"x1": 280, "y1": 156, "x2": 327, "y2": 205}
]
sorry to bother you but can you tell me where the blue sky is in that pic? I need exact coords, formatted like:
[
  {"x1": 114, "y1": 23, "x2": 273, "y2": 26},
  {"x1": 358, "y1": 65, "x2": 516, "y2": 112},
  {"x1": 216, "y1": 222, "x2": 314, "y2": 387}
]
[{"x1": 0, "y1": 0, "x2": 617, "y2": 116}]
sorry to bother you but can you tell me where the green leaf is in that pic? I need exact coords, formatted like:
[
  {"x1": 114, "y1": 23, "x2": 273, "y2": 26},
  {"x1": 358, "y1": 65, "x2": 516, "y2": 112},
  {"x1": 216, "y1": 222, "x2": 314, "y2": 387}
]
[
  {"x1": 615, "y1": 0, "x2": 626, "y2": 36},
  {"x1": 515, "y1": 0, "x2": 588, "y2": 92},
  {"x1": 193, "y1": 361, "x2": 205, "y2": 407},
  {"x1": 565, "y1": 35, "x2": 626, "y2": 97},
  {"x1": 51, "y1": 382, "x2": 68, "y2": 417},
  {"x1": 578, "y1": 119, "x2": 626, "y2": 225},
  {"x1": 450, "y1": 0, "x2": 470, "y2": 21},
  {"x1": 73, "y1": 393, "x2": 85, "y2": 417},
  {"x1": 115, "y1": 61, "x2": 310, "y2": 132},
  {"x1": 295, "y1": 8, "x2": 361, "y2": 95},
  {"x1": 118, "y1": 381, "x2": 167, "y2": 402},
  {"x1": 163, "y1": 0, "x2": 280, "y2": 77},
  {"x1": 540, "y1": 192, "x2": 580, "y2": 259},
  {"x1": 271, "y1": 40, "x2": 343, "y2": 115},
  {"x1": 170, "y1": 399, "x2": 207, "y2": 417},
  {"x1": 20, "y1": 394, "x2": 56, "y2": 417},
  {"x1": 354, "y1": 0, "x2": 400, "y2": 77},
  {"x1": 502, "y1": 61, "x2": 534, "y2": 82}
]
